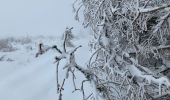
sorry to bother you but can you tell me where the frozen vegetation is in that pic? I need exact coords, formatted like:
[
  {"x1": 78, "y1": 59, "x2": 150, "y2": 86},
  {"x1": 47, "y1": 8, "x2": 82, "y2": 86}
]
[{"x1": 1, "y1": 0, "x2": 170, "y2": 100}]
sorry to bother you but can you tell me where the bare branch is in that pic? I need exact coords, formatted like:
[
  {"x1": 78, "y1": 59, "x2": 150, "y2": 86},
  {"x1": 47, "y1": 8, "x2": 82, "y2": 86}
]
[
  {"x1": 58, "y1": 79, "x2": 65, "y2": 100},
  {"x1": 56, "y1": 61, "x2": 60, "y2": 93}
]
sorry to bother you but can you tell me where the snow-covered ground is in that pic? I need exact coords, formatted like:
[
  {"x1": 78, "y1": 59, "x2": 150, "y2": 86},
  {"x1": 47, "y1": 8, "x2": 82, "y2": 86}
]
[{"x1": 0, "y1": 34, "x2": 94, "y2": 100}]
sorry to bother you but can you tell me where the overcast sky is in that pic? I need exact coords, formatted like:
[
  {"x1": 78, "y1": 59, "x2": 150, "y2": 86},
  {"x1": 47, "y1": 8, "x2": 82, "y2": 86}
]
[{"x1": 0, "y1": 0, "x2": 79, "y2": 37}]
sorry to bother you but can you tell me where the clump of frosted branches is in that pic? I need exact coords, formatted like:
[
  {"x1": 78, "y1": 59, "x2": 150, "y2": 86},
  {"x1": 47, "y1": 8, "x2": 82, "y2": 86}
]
[
  {"x1": 62, "y1": 27, "x2": 75, "y2": 47},
  {"x1": 73, "y1": 0, "x2": 170, "y2": 99}
]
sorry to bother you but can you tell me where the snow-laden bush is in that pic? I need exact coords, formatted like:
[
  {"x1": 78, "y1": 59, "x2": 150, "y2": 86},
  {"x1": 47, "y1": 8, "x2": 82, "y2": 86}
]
[
  {"x1": 0, "y1": 36, "x2": 32, "y2": 52},
  {"x1": 16, "y1": 37, "x2": 32, "y2": 45},
  {"x1": 0, "y1": 39, "x2": 15, "y2": 52},
  {"x1": 71, "y1": 0, "x2": 170, "y2": 99}
]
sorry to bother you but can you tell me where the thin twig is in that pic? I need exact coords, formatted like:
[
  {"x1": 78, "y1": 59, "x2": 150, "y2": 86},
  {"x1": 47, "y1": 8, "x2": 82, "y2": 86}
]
[
  {"x1": 58, "y1": 79, "x2": 66, "y2": 100},
  {"x1": 56, "y1": 61, "x2": 60, "y2": 93},
  {"x1": 52, "y1": 45, "x2": 62, "y2": 54}
]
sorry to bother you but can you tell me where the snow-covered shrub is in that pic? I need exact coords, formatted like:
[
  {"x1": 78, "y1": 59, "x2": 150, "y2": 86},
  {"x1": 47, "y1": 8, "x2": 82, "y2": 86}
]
[
  {"x1": 0, "y1": 36, "x2": 32, "y2": 52},
  {"x1": 0, "y1": 39, "x2": 15, "y2": 52},
  {"x1": 71, "y1": 0, "x2": 170, "y2": 99},
  {"x1": 14, "y1": 37, "x2": 32, "y2": 45}
]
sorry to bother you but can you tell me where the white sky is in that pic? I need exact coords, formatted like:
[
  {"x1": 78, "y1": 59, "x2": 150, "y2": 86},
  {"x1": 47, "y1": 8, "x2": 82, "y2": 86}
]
[{"x1": 0, "y1": 0, "x2": 79, "y2": 37}]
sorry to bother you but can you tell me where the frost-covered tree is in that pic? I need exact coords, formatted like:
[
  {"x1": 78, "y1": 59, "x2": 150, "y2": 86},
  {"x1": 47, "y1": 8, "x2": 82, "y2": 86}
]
[
  {"x1": 37, "y1": 0, "x2": 170, "y2": 100},
  {"x1": 71, "y1": 0, "x2": 170, "y2": 99}
]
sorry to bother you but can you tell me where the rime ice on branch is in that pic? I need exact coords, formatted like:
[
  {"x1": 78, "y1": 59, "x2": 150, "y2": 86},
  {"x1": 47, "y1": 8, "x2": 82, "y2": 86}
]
[{"x1": 73, "y1": 0, "x2": 170, "y2": 99}]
